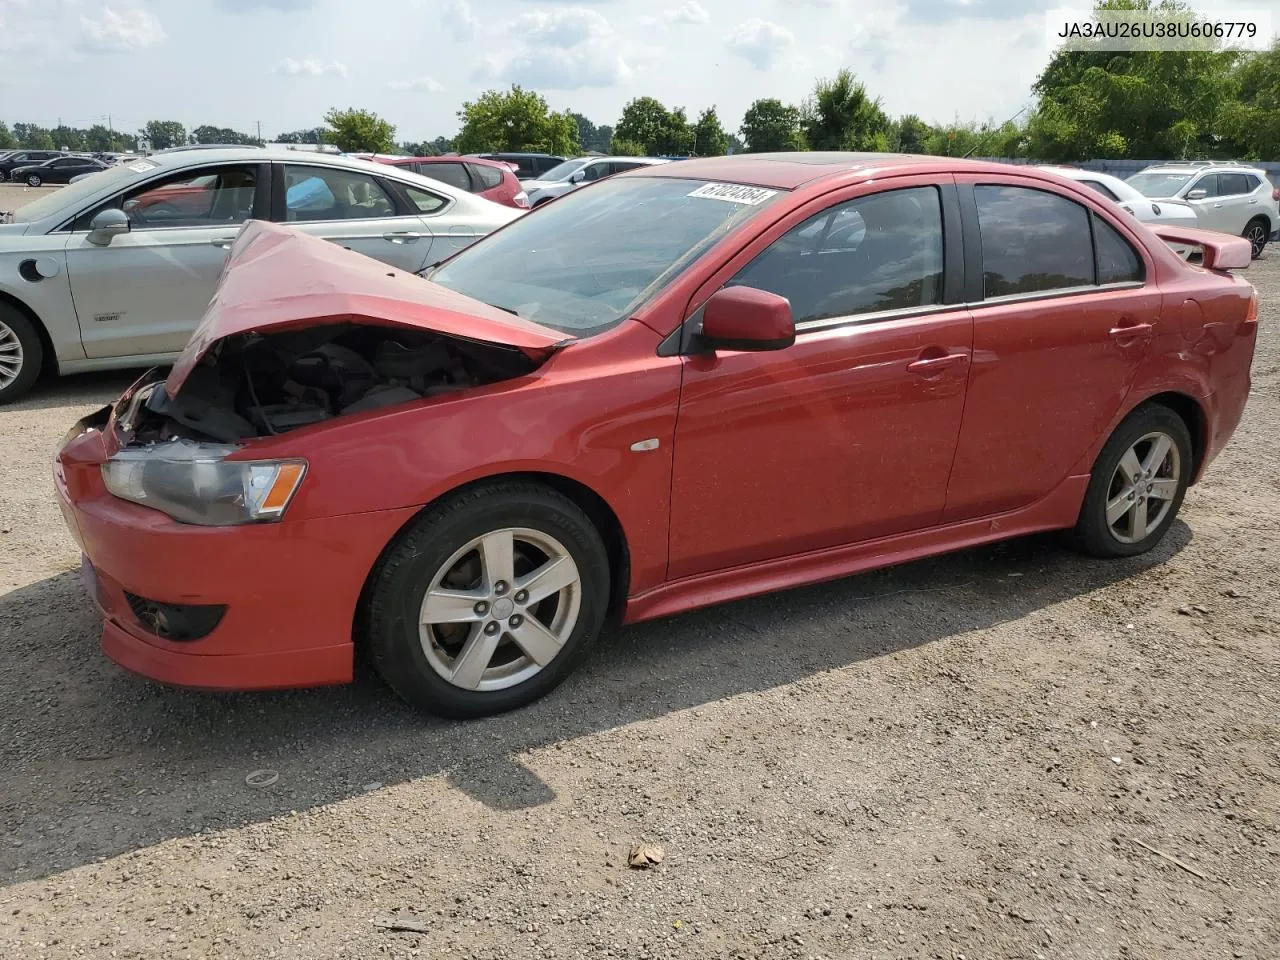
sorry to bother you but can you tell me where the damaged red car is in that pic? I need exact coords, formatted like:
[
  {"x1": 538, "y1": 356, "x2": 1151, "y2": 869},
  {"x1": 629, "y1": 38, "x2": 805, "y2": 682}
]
[{"x1": 55, "y1": 154, "x2": 1258, "y2": 718}]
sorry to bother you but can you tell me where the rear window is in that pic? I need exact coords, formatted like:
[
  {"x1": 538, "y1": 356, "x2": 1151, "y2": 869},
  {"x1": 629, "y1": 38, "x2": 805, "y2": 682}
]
[
  {"x1": 975, "y1": 185, "x2": 1094, "y2": 297},
  {"x1": 1093, "y1": 213, "x2": 1143, "y2": 284},
  {"x1": 1218, "y1": 173, "x2": 1252, "y2": 196},
  {"x1": 420, "y1": 161, "x2": 471, "y2": 192},
  {"x1": 470, "y1": 163, "x2": 504, "y2": 189}
]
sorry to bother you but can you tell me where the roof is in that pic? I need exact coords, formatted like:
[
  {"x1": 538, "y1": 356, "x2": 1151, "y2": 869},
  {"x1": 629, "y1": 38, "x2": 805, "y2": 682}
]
[{"x1": 634, "y1": 152, "x2": 1042, "y2": 190}]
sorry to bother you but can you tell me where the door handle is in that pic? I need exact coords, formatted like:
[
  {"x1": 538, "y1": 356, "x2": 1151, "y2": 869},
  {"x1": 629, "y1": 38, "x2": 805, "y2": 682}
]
[
  {"x1": 211, "y1": 238, "x2": 236, "y2": 249},
  {"x1": 1212, "y1": 202, "x2": 1224, "y2": 208},
  {"x1": 906, "y1": 353, "x2": 967, "y2": 375},
  {"x1": 1248, "y1": 198, "x2": 1259, "y2": 204},
  {"x1": 383, "y1": 231, "x2": 427, "y2": 243},
  {"x1": 1109, "y1": 322, "x2": 1154, "y2": 341}
]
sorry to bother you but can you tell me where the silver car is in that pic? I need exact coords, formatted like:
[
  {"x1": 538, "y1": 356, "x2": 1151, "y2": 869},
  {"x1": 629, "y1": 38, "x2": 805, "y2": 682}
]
[
  {"x1": 523, "y1": 156, "x2": 670, "y2": 207},
  {"x1": 0, "y1": 148, "x2": 521, "y2": 402}
]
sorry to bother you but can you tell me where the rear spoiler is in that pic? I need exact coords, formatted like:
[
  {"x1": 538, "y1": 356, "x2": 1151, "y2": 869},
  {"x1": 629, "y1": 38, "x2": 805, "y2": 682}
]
[{"x1": 1151, "y1": 225, "x2": 1251, "y2": 271}]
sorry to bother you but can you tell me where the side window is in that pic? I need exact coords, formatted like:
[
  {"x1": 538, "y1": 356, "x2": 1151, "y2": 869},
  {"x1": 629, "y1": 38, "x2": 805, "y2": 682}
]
[
  {"x1": 1093, "y1": 213, "x2": 1143, "y2": 285},
  {"x1": 1218, "y1": 173, "x2": 1251, "y2": 197},
  {"x1": 612, "y1": 161, "x2": 644, "y2": 173},
  {"x1": 400, "y1": 183, "x2": 449, "y2": 215},
  {"x1": 419, "y1": 162, "x2": 471, "y2": 191},
  {"x1": 1081, "y1": 179, "x2": 1120, "y2": 202},
  {"x1": 1242, "y1": 174, "x2": 1262, "y2": 192},
  {"x1": 730, "y1": 186, "x2": 945, "y2": 325},
  {"x1": 582, "y1": 163, "x2": 609, "y2": 182},
  {"x1": 51, "y1": 158, "x2": 79, "y2": 169},
  {"x1": 470, "y1": 163, "x2": 503, "y2": 189},
  {"x1": 284, "y1": 165, "x2": 395, "y2": 221},
  {"x1": 974, "y1": 185, "x2": 1093, "y2": 297},
  {"x1": 78, "y1": 165, "x2": 259, "y2": 230},
  {"x1": 1190, "y1": 174, "x2": 1220, "y2": 197}
]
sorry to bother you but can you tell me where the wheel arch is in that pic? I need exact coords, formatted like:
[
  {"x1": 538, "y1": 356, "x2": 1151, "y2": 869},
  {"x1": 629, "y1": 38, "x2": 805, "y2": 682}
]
[
  {"x1": 1143, "y1": 391, "x2": 1209, "y2": 483},
  {"x1": 0, "y1": 289, "x2": 57, "y2": 377},
  {"x1": 353, "y1": 470, "x2": 633, "y2": 652}
]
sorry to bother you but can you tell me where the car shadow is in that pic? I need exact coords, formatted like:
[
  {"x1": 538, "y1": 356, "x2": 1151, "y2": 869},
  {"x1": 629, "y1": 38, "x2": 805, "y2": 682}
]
[{"x1": 0, "y1": 522, "x2": 1190, "y2": 885}]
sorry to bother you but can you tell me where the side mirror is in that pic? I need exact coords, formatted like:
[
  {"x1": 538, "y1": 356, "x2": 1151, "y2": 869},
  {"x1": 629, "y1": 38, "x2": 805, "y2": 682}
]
[
  {"x1": 569, "y1": 170, "x2": 586, "y2": 184},
  {"x1": 87, "y1": 207, "x2": 130, "y2": 246},
  {"x1": 1186, "y1": 188, "x2": 1208, "y2": 201},
  {"x1": 700, "y1": 285, "x2": 795, "y2": 352}
]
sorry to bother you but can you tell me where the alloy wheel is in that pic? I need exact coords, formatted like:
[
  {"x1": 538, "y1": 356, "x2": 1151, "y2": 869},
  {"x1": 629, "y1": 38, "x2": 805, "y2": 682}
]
[
  {"x1": 1244, "y1": 222, "x2": 1267, "y2": 258},
  {"x1": 25, "y1": 175, "x2": 40, "y2": 187},
  {"x1": 0, "y1": 318, "x2": 24, "y2": 390},
  {"x1": 418, "y1": 527, "x2": 582, "y2": 692},
  {"x1": 1105, "y1": 431, "x2": 1181, "y2": 544}
]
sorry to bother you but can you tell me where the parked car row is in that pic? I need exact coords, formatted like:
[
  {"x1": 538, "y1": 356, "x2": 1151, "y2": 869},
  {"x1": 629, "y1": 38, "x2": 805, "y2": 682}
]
[{"x1": 53, "y1": 153, "x2": 1257, "y2": 718}]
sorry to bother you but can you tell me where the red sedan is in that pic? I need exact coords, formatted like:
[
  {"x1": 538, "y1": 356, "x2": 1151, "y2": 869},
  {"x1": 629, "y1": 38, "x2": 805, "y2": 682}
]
[
  {"x1": 372, "y1": 155, "x2": 529, "y2": 209},
  {"x1": 55, "y1": 154, "x2": 1258, "y2": 718}
]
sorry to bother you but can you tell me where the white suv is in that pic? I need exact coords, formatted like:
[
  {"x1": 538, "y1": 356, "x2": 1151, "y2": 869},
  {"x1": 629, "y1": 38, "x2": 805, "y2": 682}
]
[{"x1": 1126, "y1": 161, "x2": 1278, "y2": 259}]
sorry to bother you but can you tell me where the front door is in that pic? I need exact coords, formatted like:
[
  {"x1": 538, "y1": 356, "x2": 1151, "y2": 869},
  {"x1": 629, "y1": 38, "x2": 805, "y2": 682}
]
[
  {"x1": 64, "y1": 162, "x2": 267, "y2": 358},
  {"x1": 668, "y1": 181, "x2": 973, "y2": 580},
  {"x1": 942, "y1": 179, "x2": 1159, "y2": 522},
  {"x1": 276, "y1": 162, "x2": 437, "y2": 273}
]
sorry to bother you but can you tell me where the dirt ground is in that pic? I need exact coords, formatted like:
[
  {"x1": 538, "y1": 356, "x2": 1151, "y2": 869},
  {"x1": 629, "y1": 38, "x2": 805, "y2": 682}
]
[{"x1": 1, "y1": 219, "x2": 1277, "y2": 959}]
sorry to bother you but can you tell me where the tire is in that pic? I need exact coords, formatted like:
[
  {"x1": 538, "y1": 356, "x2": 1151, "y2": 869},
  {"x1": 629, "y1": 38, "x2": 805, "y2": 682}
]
[
  {"x1": 1243, "y1": 216, "x2": 1269, "y2": 260},
  {"x1": 25, "y1": 174, "x2": 41, "y2": 187},
  {"x1": 0, "y1": 304, "x2": 44, "y2": 405},
  {"x1": 1069, "y1": 404, "x2": 1192, "y2": 559},
  {"x1": 362, "y1": 481, "x2": 611, "y2": 718}
]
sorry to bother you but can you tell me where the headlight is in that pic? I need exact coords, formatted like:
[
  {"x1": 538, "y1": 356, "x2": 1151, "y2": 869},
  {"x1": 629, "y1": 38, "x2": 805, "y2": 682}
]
[{"x1": 101, "y1": 441, "x2": 306, "y2": 526}]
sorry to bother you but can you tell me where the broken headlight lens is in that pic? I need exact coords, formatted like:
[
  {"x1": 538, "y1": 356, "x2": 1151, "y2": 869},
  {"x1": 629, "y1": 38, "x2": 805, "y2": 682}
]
[{"x1": 101, "y1": 441, "x2": 307, "y2": 526}]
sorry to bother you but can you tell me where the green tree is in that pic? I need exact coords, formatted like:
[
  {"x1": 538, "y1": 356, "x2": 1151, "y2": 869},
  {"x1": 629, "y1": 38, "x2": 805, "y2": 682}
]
[
  {"x1": 13, "y1": 124, "x2": 55, "y2": 149},
  {"x1": 274, "y1": 127, "x2": 328, "y2": 145},
  {"x1": 693, "y1": 107, "x2": 729, "y2": 156},
  {"x1": 191, "y1": 125, "x2": 262, "y2": 146},
  {"x1": 50, "y1": 125, "x2": 86, "y2": 151},
  {"x1": 455, "y1": 86, "x2": 580, "y2": 155},
  {"x1": 739, "y1": 98, "x2": 804, "y2": 152},
  {"x1": 570, "y1": 112, "x2": 613, "y2": 152},
  {"x1": 608, "y1": 137, "x2": 648, "y2": 156},
  {"x1": 1027, "y1": 0, "x2": 1239, "y2": 160},
  {"x1": 141, "y1": 120, "x2": 188, "y2": 150},
  {"x1": 613, "y1": 97, "x2": 695, "y2": 155},
  {"x1": 323, "y1": 108, "x2": 396, "y2": 153},
  {"x1": 430, "y1": 135, "x2": 456, "y2": 154},
  {"x1": 0, "y1": 123, "x2": 17, "y2": 150},
  {"x1": 1219, "y1": 41, "x2": 1280, "y2": 159},
  {"x1": 802, "y1": 69, "x2": 891, "y2": 151},
  {"x1": 894, "y1": 115, "x2": 932, "y2": 153}
]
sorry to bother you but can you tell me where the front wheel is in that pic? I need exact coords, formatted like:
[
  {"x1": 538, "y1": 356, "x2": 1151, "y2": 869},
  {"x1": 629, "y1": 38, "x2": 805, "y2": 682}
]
[
  {"x1": 25, "y1": 174, "x2": 42, "y2": 187},
  {"x1": 0, "y1": 305, "x2": 43, "y2": 404},
  {"x1": 1243, "y1": 217, "x2": 1269, "y2": 260},
  {"x1": 363, "y1": 481, "x2": 611, "y2": 718},
  {"x1": 1069, "y1": 404, "x2": 1192, "y2": 558}
]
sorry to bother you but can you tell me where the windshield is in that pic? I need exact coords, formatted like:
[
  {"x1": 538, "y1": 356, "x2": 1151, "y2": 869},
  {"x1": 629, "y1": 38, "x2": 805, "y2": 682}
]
[
  {"x1": 1126, "y1": 172, "x2": 1194, "y2": 198},
  {"x1": 538, "y1": 158, "x2": 591, "y2": 182},
  {"x1": 430, "y1": 176, "x2": 783, "y2": 336},
  {"x1": 8, "y1": 160, "x2": 158, "y2": 223}
]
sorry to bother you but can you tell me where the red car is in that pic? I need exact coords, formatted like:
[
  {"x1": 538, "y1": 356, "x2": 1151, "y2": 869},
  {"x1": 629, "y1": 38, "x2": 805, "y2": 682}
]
[
  {"x1": 373, "y1": 156, "x2": 529, "y2": 209},
  {"x1": 55, "y1": 154, "x2": 1257, "y2": 718}
]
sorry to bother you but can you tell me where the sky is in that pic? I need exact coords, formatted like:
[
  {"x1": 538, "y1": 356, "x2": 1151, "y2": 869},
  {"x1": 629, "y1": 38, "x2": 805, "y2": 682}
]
[{"x1": 0, "y1": 0, "x2": 1276, "y2": 143}]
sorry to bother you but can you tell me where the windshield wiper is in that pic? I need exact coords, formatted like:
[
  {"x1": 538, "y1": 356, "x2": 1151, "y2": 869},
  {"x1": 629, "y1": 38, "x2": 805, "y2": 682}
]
[{"x1": 485, "y1": 302, "x2": 522, "y2": 318}]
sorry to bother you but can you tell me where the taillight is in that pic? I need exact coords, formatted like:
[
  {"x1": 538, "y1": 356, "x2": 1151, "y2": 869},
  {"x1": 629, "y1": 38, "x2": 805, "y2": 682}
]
[
  {"x1": 1246, "y1": 293, "x2": 1258, "y2": 325},
  {"x1": 1272, "y1": 187, "x2": 1280, "y2": 202},
  {"x1": 514, "y1": 191, "x2": 530, "y2": 208}
]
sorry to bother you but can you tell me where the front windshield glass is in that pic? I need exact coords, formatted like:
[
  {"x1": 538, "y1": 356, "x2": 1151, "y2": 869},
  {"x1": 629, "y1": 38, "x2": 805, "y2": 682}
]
[
  {"x1": 430, "y1": 176, "x2": 783, "y2": 336},
  {"x1": 1126, "y1": 172, "x2": 1193, "y2": 198},
  {"x1": 538, "y1": 158, "x2": 590, "y2": 182},
  {"x1": 9, "y1": 161, "x2": 156, "y2": 223}
]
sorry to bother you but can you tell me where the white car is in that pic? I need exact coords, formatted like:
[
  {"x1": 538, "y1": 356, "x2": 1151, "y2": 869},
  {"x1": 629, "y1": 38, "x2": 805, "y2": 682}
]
[
  {"x1": 1040, "y1": 166, "x2": 1200, "y2": 258},
  {"x1": 0, "y1": 148, "x2": 521, "y2": 402},
  {"x1": 523, "y1": 156, "x2": 670, "y2": 207},
  {"x1": 1126, "y1": 161, "x2": 1278, "y2": 260}
]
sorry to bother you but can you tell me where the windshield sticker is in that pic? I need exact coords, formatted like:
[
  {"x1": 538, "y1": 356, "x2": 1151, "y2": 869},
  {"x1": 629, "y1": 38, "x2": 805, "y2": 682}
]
[
  {"x1": 128, "y1": 160, "x2": 158, "y2": 173},
  {"x1": 687, "y1": 183, "x2": 778, "y2": 205}
]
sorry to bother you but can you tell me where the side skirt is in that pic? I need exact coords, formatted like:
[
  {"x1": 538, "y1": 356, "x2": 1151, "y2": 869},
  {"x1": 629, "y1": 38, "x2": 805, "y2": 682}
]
[{"x1": 623, "y1": 474, "x2": 1091, "y2": 624}]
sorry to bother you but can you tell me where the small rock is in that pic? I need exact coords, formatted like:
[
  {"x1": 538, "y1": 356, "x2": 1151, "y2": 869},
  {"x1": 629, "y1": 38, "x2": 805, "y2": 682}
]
[{"x1": 628, "y1": 844, "x2": 664, "y2": 869}]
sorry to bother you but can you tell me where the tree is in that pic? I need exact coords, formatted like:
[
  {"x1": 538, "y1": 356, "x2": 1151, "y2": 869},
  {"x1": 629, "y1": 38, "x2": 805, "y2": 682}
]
[
  {"x1": 1027, "y1": 0, "x2": 1239, "y2": 160},
  {"x1": 13, "y1": 124, "x2": 55, "y2": 150},
  {"x1": 0, "y1": 123, "x2": 16, "y2": 150},
  {"x1": 693, "y1": 107, "x2": 729, "y2": 156},
  {"x1": 191, "y1": 125, "x2": 262, "y2": 146},
  {"x1": 1223, "y1": 41, "x2": 1280, "y2": 159},
  {"x1": 894, "y1": 115, "x2": 932, "y2": 153},
  {"x1": 570, "y1": 112, "x2": 612, "y2": 152},
  {"x1": 455, "y1": 86, "x2": 580, "y2": 155},
  {"x1": 802, "y1": 69, "x2": 891, "y2": 151},
  {"x1": 140, "y1": 120, "x2": 188, "y2": 150},
  {"x1": 613, "y1": 97, "x2": 695, "y2": 156},
  {"x1": 323, "y1": 108, "x2": 396, "y2": 153},
  {"x1": 739, "y1": 98, "x2": 804, "y2": 152},
  {"x1": 429, "y1": 135, "x2": 456, "y2": 154},
  {"x1": 51, "y1": 125, "x2": 86, "y2": 151},
  {"x1": 609, "y1": 137, "x2": 648, "y2": 157},
  {"x1": 274, "y1": 127, "x2": 328, "y2": 145}
]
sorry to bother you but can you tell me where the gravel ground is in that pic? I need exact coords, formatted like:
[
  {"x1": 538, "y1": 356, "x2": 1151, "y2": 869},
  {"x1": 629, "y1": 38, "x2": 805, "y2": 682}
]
[{"x1": 1, "y1": 232, "x2": 1277, "y2": 959}]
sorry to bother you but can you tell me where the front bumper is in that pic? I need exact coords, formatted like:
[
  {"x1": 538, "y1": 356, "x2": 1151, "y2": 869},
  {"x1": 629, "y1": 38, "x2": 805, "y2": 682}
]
[{"x1": 56, "y1": 411, "x2": 419, "y2": 691}]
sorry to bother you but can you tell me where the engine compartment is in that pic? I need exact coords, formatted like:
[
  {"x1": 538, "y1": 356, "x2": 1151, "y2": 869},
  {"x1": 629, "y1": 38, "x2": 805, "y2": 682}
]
[{"x1": 127, "y1": 323, "x2": 541, "y2": 444}]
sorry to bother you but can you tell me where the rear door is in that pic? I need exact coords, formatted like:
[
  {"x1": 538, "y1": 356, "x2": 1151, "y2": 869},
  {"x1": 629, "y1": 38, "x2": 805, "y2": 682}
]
[
  {"x1": 273, "y1": 162, "x2": 439, "y2": 272},
  {"x1": 942, "y1": 177, "x2": 1160, "y2": 522},
  {"x1": 64, "y1": 161, "x2": 268, "y2": 358},
  {"x1": 1216, "y1": 172, "x2": 1263, "y2": 234},
  {"x1": 1184, "y1": 173, "x2": 1233, "y2": 232}
]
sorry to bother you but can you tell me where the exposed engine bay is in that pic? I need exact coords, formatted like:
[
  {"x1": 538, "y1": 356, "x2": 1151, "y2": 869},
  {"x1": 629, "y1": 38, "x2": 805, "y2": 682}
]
[{"x1": 123, "y1": 323, "x2": 542, "y2": 444}]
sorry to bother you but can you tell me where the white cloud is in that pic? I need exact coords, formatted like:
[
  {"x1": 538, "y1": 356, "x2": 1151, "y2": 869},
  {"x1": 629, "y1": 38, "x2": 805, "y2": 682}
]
[
  {"x1": 725, "y1": 18, "x2": 794, "y2": 70},
  {"x1": 666, "y1": 2, "x2": 710, "y2": 24},
  {"x1": 276, "y1": 56, "x2": 348, "y2": 77},
  {"x1": 479, "y1": 7, "x2": 631, "y2": 90},
  {"x1": 388, "y1": 76, "x2": 444, "y2": 92},
  {"x1": 442, "y1": 0, "x2": 479, "y2": 40},
  {"x1": 78, "y1": 6, "x2": 166, "y2": 52}
]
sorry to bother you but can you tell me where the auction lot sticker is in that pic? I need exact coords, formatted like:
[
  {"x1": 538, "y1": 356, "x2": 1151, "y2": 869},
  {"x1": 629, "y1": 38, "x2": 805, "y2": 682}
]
[{"x1": 688, "y1": 183, "x2": 778, "y2": 205}]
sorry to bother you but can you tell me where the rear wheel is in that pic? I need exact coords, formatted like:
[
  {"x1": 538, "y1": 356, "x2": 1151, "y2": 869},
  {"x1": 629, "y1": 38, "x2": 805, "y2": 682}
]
[
  {"x1": 1243, "y1": 217, "x2": 1269, "y2": 260},
  {"x1": 0, "y1": 305, "x2": 43, "y2": 404},
  {"x1": 25, "y1": 174, "x2": 42, "y2": 187},
  {"x1": 363, "y1": 481, "x2": 611, "y2": 718},
  {"x1": 1070, "y1": 404, "x2": 1192, "y2": 558}
]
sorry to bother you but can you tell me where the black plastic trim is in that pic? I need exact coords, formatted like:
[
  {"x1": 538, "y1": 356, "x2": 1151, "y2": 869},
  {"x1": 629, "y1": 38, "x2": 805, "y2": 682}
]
[{"x1": 956, "y1": 182, "x2": 985, "y2": 303}]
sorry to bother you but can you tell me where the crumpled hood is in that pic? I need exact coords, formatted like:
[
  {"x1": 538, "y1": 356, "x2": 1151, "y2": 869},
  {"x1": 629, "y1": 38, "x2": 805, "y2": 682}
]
[{"x1": 165, "y1": 220, "x2": 572, "y2": 397}]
